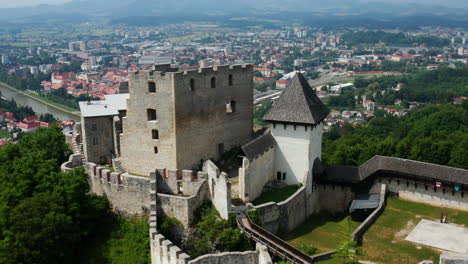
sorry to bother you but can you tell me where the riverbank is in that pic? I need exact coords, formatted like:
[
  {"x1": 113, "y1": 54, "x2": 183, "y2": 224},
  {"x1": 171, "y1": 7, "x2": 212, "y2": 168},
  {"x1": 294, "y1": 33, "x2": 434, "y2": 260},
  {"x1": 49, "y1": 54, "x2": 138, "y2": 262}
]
[{"x1": 0, "y1": 81, "x2": 80, "y2": 119}]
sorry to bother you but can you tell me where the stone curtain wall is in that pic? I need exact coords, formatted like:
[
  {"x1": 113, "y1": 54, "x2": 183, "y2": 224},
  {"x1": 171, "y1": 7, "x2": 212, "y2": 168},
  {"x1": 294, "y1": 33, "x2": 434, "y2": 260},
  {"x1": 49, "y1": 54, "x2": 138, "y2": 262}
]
[
  {"x1": 86, "y1": 162, "x2": 151, "y2": 214},
  {"x1": 373, "y1": 177, "x2": 468, "y2": 211},
  {"x1": 149, "y1": 172, "x2": 273, "y2": 264},
  {"x1": 252, "y1": 186, "x2": 312, "y2": 234},
  {"x1": 203, "y1": 160, "x2": 232, "y2": 220},
  {"x1": 314, "y1": 184, "x2": 354, "y2": 214},
  {"x1": 252, "y1": 183, "x2": 353, "y2": 234},
  {"x1": 156, "y1": 178, "x2": 210, "y2": 228},
  {"x1": 239, "y1": 147, "x2": 275, "y2": 203},
  {"x1": 61, "y1": 153, "x2": 85, "y2": 172}
]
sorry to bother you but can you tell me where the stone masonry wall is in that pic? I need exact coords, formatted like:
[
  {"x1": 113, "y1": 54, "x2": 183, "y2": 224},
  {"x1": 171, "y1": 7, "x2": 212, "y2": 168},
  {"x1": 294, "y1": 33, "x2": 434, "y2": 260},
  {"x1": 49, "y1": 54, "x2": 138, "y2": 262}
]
[
  {"x1": 252, "y1": 183, "x2": 353, "y2": 234},
  {"x1": 173, "y1": 65, "x2": 254, "y2": 170},
  {"x1": 120, "y1": 64, "x2": 254, "y2": 176},
  {"x1": 82, "y1": 115, "x2": 115, "y2": 164},
  {"x1": 239, "y1": 146, "x2": 275, "y2": 203},
  {"x1": 203, "y1": 160, "x2": 231, "y2": 220},
  {"x1": 149, "y1": 170, "x2": 273, "y2": 264},
  {"x1": 314, "y1": 184, "x2": 354, "y2": 214},
  {"x1": 372, "y1": 177, "x2": 468, "y2": 211},
  {"x1": 86, "y1": 162, "x2": 151, "y2": 214},
  {"x1": 120, "y1": 68, "x2": 178, "y2": 176}
]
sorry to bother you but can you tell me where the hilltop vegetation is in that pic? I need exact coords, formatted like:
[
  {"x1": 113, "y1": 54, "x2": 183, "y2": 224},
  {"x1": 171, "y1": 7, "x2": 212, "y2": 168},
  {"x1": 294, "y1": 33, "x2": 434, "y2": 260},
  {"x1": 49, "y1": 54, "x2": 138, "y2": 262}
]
[
  {"x1": 323, "y1": 101, "x2": 468, "y2": 169},
  {"x1": 328, "y1": 67, "x2": 468, "y2": 109},
  {"x1": 0, "y1": 127, "x2": 150, "y2": 264}
]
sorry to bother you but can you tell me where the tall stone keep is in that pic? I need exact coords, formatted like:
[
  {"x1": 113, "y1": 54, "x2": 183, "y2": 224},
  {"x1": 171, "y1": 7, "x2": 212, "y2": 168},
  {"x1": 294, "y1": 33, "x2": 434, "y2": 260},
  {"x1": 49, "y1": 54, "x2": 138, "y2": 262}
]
[
  {"x1": 263, "y1": 72, "x2": 329, "y2": 185},
  {"x1": 119, "y1": 64, "x2": 254, "y2": 176}
]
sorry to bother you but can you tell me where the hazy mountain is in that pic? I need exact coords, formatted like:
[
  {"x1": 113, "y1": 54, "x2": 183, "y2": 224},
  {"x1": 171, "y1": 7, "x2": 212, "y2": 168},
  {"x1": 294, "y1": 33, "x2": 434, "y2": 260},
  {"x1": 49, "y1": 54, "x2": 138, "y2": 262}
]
[{"x1": 0, "y1": 0, "x2": 467, "y2": 25}]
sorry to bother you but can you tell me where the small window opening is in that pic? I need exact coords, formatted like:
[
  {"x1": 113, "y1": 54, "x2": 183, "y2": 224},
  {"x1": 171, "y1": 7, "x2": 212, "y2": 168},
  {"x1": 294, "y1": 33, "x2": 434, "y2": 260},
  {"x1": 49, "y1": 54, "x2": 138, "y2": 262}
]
[
  {"x1": 92, "y1": 138, "x2": 98, "y2": 145},
  {"x1": 277, "y1": 172, "x2": 281, "y2": 181},
  {"x1": 282, "y1": 173, "x2": 286, "y2": 180},
  {"x1": 211, "y1": 77, "x2": 216, "y2": 88},
  {"x1": 190, "y1": 79, "x2": 195, "y2": 91},
  {"x1": 228, "y1": 74, "x2": 233, "y2": 86},
  {"x1": 218, "y1": 143, "x2": 224, "y2": 156},
  {"x1": 152, "y1": 129, "x2": 159, "y2": 140},
  {"x1": 226, "y1": 100, "x2": 236, "y2": 113},
  {"x1": 148, "y1": 82, "x2": 156, "y2": 93},
  {"x1": 91, "y1": 124, "x2": 97, "y2": 131},
  {"x1": 154, "y1": 147, "x2": 158, "y2": 154},
  {"x1": 147, "y1": 109, "x2": 157, "y2": 121}
]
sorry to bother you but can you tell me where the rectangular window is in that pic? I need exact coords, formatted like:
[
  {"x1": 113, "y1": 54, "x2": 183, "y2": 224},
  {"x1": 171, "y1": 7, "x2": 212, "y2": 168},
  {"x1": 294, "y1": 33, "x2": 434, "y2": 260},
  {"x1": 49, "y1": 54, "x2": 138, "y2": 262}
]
[
  {"x1": 277, "y1": 172, "x2": 281, "y2": 181},
  {"x1": 147, "y1": 109, "x2": 157, "y2": 121},
  {"x1": 228, "y1": 74, "x2": 233, "y2": 86},
  {"x1": 282, "y1": 173, "x2": 286, "y2": 180},
  {"x1": 148, "y1": 82, "x2": 156, "y2": 93},
  {"x1": 218, "y1": 143, "x2": 224, "y2": 156},
  {"x1": 154, "y1": 147, "x2": 158, "y2": 154},
  {"x1": 91, "y1": 124, "x2": 97, "y2": 131},
  {"x1": 92, "y1": 138, "x2": 98, "y2": 145},
  {"x1": 152, "y1": 129, "x2": 159, "y2": 140}
]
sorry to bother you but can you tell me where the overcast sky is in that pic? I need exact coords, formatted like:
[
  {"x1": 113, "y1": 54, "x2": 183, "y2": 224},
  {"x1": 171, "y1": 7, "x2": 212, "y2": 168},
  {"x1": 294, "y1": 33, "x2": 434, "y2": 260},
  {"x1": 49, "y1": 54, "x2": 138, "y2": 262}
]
[
  {"x1": 0, "y1": 0, "x2": 465, "y2": 8},
  {"x1": 0, "y1": 0, "x2": 70, "y2": 8}
]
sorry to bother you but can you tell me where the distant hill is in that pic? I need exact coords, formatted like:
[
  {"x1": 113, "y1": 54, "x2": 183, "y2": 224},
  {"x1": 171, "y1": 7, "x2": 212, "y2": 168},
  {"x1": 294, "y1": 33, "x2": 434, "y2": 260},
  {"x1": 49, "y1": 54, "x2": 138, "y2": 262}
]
[{"x1": 0, "y1": 0, "x2": 467, "y2": 27}]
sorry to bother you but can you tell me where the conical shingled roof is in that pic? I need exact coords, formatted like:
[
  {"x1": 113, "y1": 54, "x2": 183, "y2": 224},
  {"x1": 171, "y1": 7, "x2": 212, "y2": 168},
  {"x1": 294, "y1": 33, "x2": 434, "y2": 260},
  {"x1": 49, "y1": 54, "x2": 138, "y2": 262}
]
[{"x1": 263, "y1": 72, "x2": 329, "y2": 125}]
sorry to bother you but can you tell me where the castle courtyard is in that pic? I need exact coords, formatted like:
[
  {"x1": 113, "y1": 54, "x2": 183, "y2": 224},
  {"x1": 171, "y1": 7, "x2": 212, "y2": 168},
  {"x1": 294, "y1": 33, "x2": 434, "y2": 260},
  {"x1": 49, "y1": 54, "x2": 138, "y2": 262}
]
[{"x1": 405, "y1": 219, "x2": 468, "y2": 253}]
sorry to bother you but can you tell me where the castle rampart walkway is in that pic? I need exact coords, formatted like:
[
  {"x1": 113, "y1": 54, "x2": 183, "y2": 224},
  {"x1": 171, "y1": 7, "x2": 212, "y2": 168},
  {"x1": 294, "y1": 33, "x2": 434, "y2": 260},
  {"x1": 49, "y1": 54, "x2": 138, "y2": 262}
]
[{"x1": 237, "y1": 213, "x2": 315, "y2": 264}]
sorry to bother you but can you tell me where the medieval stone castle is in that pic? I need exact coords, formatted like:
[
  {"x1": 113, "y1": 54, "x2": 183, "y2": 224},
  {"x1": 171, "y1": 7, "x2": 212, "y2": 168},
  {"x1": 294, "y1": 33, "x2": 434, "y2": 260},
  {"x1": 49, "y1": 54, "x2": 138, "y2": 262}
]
[{"x1": 61, "y1": 63, "x2": 468, "y2": 264}]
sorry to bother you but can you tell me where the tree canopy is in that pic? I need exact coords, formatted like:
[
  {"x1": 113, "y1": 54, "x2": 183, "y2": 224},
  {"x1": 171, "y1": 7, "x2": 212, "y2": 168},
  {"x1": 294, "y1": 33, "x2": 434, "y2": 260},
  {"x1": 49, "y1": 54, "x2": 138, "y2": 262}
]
[
  {"x1": 0, "y1": 126, "x2": 111, "y2": 264},
  {"x1": 323, "y1": 101, "x2": 468, "y2": 169}
]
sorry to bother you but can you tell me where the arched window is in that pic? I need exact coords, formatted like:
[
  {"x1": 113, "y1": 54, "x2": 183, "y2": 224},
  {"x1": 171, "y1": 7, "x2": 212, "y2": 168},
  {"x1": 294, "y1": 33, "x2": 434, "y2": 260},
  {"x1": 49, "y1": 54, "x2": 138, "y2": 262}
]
[
  {"x1": 228, "y1": 74, "x2": 233, "y2": 86},
  {"x1": 190, "y1": 79, "x2": 195, "y2": 91},
  {"x1": 211, "y1": 77, "x2": 216, "y2": 88}
]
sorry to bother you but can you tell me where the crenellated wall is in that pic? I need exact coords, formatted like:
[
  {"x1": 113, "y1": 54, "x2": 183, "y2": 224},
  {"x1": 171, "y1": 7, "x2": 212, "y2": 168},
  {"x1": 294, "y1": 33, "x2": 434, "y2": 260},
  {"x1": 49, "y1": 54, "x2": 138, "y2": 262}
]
[
  {"x1": 154, "y1": 169, "x2": 210, "y2": 228},
  {"x1": 149, "y1": 170, "x2": 273, "y2": 264},
  {"x1": 86, "y1": 162, "x2": 151, "y2": 214}
]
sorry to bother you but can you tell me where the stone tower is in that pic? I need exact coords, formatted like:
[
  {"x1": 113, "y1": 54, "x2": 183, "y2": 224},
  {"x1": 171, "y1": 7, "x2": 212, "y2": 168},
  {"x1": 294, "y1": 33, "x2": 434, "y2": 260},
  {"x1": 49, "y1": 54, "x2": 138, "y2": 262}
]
[
  {"x1": 119, "y1": 64, "x2": 254, "y2": 176},
  {"x1": 263, "y1": 72, "x2": 329, "y2": 185}
]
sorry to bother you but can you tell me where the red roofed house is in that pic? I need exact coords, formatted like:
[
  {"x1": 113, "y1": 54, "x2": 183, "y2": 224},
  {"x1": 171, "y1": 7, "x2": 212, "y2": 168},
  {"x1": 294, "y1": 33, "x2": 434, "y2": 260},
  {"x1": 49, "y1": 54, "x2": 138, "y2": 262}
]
[
  {"x1": 0, "y1": 140, "x2": 9, "y2": 148},
  {"x1": 51, "y1": 72, "x2": 76, "y2": 84},
  {"x1": 276, "y1": 79, "x2": 289, "y2": 89},
  {"x1": 4, "y1": 112, "x2": 14, "y2": 121},
  {"x1": 17, "y1": 115, "x2": 47, "y2": 132}
]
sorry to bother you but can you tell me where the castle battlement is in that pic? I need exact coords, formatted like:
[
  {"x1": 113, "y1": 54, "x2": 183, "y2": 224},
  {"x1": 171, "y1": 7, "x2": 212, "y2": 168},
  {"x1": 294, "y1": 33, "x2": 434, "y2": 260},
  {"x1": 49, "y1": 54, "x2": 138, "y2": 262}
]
[{"x1": 129, "y1": 64, "x2": 253, "y2": 80}]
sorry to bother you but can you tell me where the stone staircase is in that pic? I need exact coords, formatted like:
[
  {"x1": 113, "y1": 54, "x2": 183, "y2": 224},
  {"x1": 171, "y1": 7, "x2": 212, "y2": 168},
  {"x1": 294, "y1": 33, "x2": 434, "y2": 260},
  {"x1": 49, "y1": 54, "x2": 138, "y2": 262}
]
[{"x1": 71, "y1": 133, "x2": 86, "y2": 163}]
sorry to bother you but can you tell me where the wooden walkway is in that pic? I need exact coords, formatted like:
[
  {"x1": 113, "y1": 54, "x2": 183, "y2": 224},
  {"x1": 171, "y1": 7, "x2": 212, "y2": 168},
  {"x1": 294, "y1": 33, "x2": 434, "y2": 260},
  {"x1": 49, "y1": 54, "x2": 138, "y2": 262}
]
[{"x1": 237, "y1": 213, "x2": 315, "y2": 264}]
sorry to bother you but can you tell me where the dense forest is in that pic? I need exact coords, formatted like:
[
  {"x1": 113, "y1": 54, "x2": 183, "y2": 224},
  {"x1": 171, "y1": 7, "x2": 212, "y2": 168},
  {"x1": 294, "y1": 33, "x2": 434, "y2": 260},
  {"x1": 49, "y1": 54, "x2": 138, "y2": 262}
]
[
  {"x1": 342, "y1": 31, "x2": 449, "y2": 47},
  {"x1": 0, "y1": 127, "x2": 150, "y2": 264},
  {"x1": 323, "y1": 101, "x2": 468, "y2": 169}
]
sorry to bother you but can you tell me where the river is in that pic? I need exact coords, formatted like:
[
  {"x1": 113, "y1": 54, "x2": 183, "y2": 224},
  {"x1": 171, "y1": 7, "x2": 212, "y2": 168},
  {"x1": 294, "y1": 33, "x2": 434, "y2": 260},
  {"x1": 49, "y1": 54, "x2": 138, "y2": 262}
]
[{"x1": 0, "y1": 83, "x2": 80, "y2": 121}]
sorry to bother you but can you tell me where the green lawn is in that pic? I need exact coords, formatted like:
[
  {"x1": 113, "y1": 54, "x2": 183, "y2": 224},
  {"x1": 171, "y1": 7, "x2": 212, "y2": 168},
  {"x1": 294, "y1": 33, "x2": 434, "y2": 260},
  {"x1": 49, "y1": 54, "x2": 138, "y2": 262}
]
[
  {"x1": 284, "y1": 214, "x2": 360, "y2": 253},
  {"x1": 360, "y1": 198, "x2": 468, "y2": 264},
  {"x1": 252, "y1": 184, "x2": 301, "y2": 205},
  {"x1": 281, "y1": 198, "x2": 468, "y2": 264}
]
